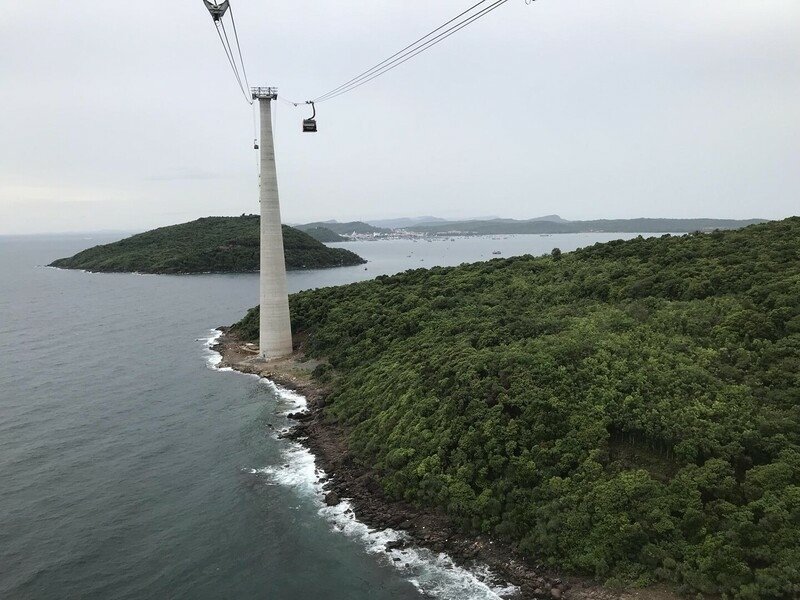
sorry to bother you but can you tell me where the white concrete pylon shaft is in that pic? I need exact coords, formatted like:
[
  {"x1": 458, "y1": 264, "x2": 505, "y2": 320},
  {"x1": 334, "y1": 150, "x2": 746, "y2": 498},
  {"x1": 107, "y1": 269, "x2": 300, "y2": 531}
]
[{"x1": 258, "y1": 96, "x2": 293, "y2": 358}]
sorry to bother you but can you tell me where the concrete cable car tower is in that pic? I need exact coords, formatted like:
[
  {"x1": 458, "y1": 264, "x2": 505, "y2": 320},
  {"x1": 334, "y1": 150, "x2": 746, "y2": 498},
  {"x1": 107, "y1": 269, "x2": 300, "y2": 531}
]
[
  {"x1": 202, "y1": 2, "x2": 293, "y2": 359},
  {"x1": 252, "y1": 87, "x2": 292, "y2": 359},
  {"x1": 204, "y1": 0, "x2": 517, "y2": 359}
]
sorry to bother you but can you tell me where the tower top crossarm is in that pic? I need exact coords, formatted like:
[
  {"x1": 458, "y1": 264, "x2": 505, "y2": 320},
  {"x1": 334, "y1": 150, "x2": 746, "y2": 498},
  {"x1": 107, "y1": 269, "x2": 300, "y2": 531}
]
[
  {"x1": 252, "y1": 87, "x2": 278, "y2": 100},
  {"x1": 203, "y1": 0, "x2": 230, "y2": 22}
]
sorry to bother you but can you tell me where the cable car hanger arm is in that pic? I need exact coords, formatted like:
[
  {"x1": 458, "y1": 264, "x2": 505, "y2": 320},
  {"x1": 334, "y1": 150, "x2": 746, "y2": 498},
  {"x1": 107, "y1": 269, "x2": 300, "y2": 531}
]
[{"x1": 203, "y1": 0, "x2": 230, "y2": 22}]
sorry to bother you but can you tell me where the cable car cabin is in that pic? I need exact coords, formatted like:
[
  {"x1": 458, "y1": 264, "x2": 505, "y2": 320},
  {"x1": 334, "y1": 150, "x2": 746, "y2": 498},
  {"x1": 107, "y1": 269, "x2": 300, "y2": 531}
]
[{"x1": 303, "y1": 102, "x2": 317, "y2": 133}]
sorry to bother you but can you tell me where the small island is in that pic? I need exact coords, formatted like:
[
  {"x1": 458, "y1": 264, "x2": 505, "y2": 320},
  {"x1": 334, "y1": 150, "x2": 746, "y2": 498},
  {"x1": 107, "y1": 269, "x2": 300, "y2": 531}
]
[
  {"x1": 221, "y1": 217, "x2": 800, "y2": 600},
  {"x1": 49, "y1": 215, "x2": 366, "y2": 274}
]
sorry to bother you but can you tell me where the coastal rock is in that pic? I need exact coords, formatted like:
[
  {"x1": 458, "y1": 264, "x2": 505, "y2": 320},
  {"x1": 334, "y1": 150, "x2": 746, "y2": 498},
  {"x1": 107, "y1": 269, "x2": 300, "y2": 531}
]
[
  {"x1": 286, "y1": 411, "x2": 311, "y2": 421},
  {"x1": 324, "y1": 491, "x2": 340, "y2": 506},
  {"x1": 385, "y1": 539, "x2": 406, "y2": 551},
  {"x1": 359, "y1": 474, "x2": 382, "y2": 495},
  {"x1": 386, "y1": 513, "x2": 405, "y2": 527}
]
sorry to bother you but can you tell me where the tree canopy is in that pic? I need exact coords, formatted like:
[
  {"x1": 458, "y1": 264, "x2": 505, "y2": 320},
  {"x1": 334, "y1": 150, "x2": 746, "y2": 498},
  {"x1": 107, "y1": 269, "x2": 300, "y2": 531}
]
[
  {"x1": 302, "y1": 226, "x2": 349, "y2": 243},
  {"x1": 405, "y1": 217, "x2": 766, "y2": 236},
  {"x1": 50, "y1": 216, "x2": 365, "y2": 274},
  {"x1": 297, "y1": 220, "x2": 389, "y2": 235},
  {"x1": 233, "y1": 218, "x2": 800, "y2": 599}
]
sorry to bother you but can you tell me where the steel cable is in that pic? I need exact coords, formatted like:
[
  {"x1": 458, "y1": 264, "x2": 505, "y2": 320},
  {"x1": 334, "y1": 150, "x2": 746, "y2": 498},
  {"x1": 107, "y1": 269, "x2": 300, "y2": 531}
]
[
  {"x1": 214, "y1": 21, "x2": 241, "y2": 90},
  {"x1": 312, "y1": 0, "x2": 494, "y2": 103},
  {"x1": 228, "y1": 3, "x2": 252, "y2": 93},
  {"x1": 219, "y1": 20, "x2": 252, "y2": 103},
  {"x1": 311, "y1": 0, "x2": 510, "y2": 104}
]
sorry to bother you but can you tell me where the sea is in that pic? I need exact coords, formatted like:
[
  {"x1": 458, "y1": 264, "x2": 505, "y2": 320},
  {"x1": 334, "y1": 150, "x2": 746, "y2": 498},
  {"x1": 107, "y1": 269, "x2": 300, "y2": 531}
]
[{"x1": 0, "y1": 232, "x2": 650, "y2": 600}]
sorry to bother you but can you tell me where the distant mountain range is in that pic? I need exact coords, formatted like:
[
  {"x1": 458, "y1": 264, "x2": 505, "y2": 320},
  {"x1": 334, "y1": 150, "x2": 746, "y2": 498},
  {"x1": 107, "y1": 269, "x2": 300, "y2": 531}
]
[
  {"x1": 403, "y1": 217, "x2": 767, "y2": 235},
  {"x1": 298, "y1": 216, "x2": 766, "y2": 237},
  {"x1": 364, "y1": 216, "x2": 446, "y2": 229},
  {"x1": 364, "y1": 215, "x2": 570, "y2": 228}
]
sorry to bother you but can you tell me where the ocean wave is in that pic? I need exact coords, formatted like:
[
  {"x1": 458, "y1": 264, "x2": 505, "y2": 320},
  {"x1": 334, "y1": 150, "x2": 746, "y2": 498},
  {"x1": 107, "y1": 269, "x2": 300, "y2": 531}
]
[
  {"x1": 203, "y1": 333, "x2": 517, "y2": 600},
  {"x1": 252, "y1": 440, "x2": 517, "y2": 600},
  {"x1": 200, "y1": 329, "x2": 226, "y2": 370},
  {"x1": 257, "y1": 378, "x2": 308, "y2": 414}
]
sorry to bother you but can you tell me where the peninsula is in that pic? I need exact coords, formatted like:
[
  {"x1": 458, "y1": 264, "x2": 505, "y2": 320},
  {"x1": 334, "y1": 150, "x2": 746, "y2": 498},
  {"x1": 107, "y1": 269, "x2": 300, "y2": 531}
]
[
  {"x1": 223, "y1": 217, "x2": 800, "y2": 599},
  {"x1": 49, "y1": 215, "x2": 366, "y2": 274}
]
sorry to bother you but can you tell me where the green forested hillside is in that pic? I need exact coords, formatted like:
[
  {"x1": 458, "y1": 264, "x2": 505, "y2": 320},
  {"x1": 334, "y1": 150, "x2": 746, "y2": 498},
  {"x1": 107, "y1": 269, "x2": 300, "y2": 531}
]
[
  {"x1": 303, "y1": 226, "x2": 349, "y2": 243},
  {"x1": 297, "y1": 220, "x2": 389, "y2": 235},
  {"x1": 406, "y1": 217, "x2": 766, "y2": 235},
  {"x1": 233, "y1": 218, "x2": 800, "y2": 598},
  {"x1": 49, "y1": 216, "x2": 365, "y2": 273}
]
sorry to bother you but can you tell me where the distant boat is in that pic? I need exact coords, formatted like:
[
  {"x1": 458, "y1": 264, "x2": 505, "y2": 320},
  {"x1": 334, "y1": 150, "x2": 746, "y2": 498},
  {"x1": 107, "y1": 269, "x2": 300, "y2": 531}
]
[{"x1": 492, "y1": 250, "x2": 502, "y2": 255}]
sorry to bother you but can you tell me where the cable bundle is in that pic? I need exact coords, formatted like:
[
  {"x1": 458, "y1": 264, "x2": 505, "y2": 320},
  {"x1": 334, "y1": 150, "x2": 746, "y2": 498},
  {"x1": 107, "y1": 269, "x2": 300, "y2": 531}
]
[
  {"x1": 205, "y1": 0, "x2": 252, "y2": 104},
  {"x1": 309, "y1": 0, "x2": 511, "y2": 104},
  {"x1": 202, "y1": 0, "x2": 521, "y2": 111}
]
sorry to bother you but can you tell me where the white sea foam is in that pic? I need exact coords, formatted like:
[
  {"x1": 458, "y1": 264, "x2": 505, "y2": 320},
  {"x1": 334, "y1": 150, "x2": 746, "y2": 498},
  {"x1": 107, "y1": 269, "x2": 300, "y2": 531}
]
[
  {"x1": 257, "y1": 378, "x2": 308, "y2": 414},
  {"x1": 204, "y1": 333, "x2": 517, "y2": 600},
  {"x1": 255, "y1": 439, "x2": 518, "y2": 599},
  {"x1": 200, "y1": 329, "x2": 256, "y2": 377},
  {"x1": 201, "y1": 329, "x2": 226, "y2": 369}
]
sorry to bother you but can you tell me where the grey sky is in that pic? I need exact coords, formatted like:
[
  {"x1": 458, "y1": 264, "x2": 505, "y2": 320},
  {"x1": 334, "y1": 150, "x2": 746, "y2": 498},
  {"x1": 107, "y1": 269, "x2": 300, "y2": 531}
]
[{"x1": 1, "y1": 0, "x2": 798, "y2": 234}]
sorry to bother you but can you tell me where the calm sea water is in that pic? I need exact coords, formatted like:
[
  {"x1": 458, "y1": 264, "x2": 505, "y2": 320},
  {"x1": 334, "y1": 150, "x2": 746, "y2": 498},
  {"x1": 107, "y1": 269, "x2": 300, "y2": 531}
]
[{"x1": 0, "y1": 232, "x2": 649, "y2": 600}]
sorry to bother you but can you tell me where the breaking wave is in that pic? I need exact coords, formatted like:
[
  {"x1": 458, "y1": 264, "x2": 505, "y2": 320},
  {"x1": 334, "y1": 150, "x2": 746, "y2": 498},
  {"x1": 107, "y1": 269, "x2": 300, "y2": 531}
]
[{"x1": 202, "y1": 330, "x2": 517, "y2": 600}]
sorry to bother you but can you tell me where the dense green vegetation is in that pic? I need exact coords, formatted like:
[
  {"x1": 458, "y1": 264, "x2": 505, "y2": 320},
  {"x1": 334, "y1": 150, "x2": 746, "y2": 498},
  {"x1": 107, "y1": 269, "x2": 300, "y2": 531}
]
[
  {"x1": 50, "y1": 216, "x2": 365, "y2": 274},
  {"x1": 233, "y1": 218, "x2": 800, "y2": 598},
  {"x1": 297, "y1": 220, "x2": 390, "y2": 235},
  {"x1": 303, "y1": 226, "x2": 349, "y2": 243},
  {"x1": 406, "y1": 217, "x2": 767, "y2": 235}
]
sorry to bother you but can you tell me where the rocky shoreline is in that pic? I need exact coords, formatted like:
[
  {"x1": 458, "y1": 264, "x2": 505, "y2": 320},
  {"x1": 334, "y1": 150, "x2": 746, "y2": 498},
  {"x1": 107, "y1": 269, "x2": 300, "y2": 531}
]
[{"x1": 213, "y1": 330, "x2": 678, "y2": 600}]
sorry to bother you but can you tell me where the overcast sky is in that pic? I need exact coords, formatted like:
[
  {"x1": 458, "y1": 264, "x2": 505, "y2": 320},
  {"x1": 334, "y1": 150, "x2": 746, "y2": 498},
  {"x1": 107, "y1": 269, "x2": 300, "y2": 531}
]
[{"x1": 1, "y1": 0, "x2": 798, "y2": 234}]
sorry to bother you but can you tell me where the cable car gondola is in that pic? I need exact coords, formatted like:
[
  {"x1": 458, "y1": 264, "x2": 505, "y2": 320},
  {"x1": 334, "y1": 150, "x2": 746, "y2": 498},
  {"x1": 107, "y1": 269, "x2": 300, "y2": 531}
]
[{"x1": 303, "y1": 102, "x2": 318, "y2": 133}]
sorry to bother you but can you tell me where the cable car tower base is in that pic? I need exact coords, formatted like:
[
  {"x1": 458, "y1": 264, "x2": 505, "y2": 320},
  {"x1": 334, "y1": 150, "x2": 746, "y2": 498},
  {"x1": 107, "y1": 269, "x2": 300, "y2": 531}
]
[{"x1": 253, "y1": 86, "x2": 293, "y2": 359}]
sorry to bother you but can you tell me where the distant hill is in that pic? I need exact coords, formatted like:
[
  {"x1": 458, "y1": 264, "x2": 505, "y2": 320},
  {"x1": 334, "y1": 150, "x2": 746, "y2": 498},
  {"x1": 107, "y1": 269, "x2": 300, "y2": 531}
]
[
  {"x1": 307, "y1": 215, "x2": 760, "y2": 234},
  {"x1": 365, "y1": 216, "x2": 447, "y2": 229},
  {"x1": 297, "y1": 221, "x2": 389, "y2": 235},
  {"x1": 364, "y1": 215, "x2": 569, "y2": 229},
  {"x1": 49, "y1": 216, "x2": 366, "y2": 274},
  {"x1": 405, "y1": 217, "x2": 767, "y2": 235},
  {"x1": 528, "y1": 214, "x2": 569, "y2": 223},
  {"x1": 303, "y1": 227, "x2": 349, "y2": 243}
]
